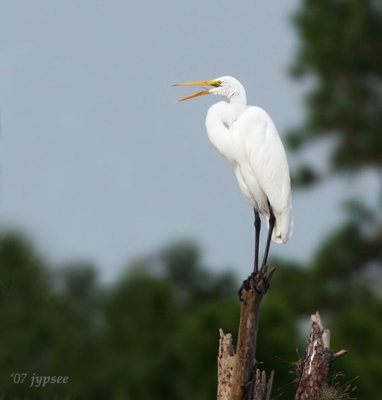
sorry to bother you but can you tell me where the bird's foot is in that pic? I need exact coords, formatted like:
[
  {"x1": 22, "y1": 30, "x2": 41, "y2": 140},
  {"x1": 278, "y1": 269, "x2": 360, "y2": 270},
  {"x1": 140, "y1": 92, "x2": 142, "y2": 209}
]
[
  {"x1": 238, "y1": 274, "x2": 252, "y2": 301},
  {"x1": 237, "y1": 266, "x2": 273, "y2": 301}
]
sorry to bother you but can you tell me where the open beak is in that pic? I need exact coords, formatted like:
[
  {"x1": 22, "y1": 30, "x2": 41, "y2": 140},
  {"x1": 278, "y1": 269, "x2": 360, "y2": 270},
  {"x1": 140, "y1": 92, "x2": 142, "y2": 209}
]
[{"x1": 174, "y1": 80, "x2": 221, "y2": 102}]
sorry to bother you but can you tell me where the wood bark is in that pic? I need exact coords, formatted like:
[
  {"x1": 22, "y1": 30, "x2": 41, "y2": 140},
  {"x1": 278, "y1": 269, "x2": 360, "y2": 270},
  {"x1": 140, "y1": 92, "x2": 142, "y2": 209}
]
[
  {"x1": 295, "y1": 312, "x2": 347, "y2": 400},
  {"x1": 217, "y1": 329, "x2": 235, "y2": 400},
  {"x1": 217, "y1": 266, "x2": 275, "y2": 400},
  {"x1": 217, "y1": 277, "x2": 348, "y2": 400}
]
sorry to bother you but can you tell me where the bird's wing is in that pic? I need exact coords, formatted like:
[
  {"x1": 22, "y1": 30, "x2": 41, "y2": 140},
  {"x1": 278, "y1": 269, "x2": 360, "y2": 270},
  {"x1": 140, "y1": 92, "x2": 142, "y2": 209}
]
[{"x1": 239, "y1": 106, "x2": 292, "y2": 216}]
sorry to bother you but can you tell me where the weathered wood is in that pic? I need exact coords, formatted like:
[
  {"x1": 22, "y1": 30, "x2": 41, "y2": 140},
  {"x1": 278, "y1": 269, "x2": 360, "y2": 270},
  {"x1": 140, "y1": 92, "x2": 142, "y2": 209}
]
[
  {"x1": 217, "y1": 329, "x2": 236, "y2": 400},
  {"x1": 295, "y1": 312, "x2": 347, "y2": 400},
  {"x1": 229, "y1": 266, "x2": 275, "y2": 400},
  {"x1": 217, "y1": 271, "x2": 349, "y2": 400},
  {"x1": 252, "y1": 369, "x2": 274, "y2": 400}
]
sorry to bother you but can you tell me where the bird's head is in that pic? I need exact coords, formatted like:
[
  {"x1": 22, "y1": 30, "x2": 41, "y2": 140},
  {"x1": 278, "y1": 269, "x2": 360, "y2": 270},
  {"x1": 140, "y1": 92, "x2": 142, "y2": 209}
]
[{"x1": 175, "y1": 76, "x2": 245, "y2": 102}]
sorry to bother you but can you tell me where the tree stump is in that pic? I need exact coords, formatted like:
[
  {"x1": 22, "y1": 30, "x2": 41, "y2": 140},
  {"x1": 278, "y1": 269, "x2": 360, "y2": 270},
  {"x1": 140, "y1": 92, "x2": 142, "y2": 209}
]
[
  {"x1": 217, "y1": 266, "x2": 275, "y2": 400},
  {"x1": 217, "y1": 278, "x2": 348, "y2": 400},
  {"x1": 295, "y1": 312, "x2": 347, "y2": 400}
]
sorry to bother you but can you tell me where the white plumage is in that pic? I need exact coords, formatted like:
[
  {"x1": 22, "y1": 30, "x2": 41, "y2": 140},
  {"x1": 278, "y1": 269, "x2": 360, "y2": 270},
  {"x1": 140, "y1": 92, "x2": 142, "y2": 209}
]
[{"x1": 176, "y1": 76, "x2": 293, "y2": 269}]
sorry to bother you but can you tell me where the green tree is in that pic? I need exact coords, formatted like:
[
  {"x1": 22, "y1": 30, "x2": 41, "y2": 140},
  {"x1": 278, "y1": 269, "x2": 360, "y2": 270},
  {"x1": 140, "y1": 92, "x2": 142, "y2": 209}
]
[
  {"x1": 0, "y1": 232, "x2": 102, "y2": 399},
  {"x1": 290, "y1": 0, "x2": 382, "y2": 174},
  {"x1": 287, "y1": 1, "x2": 382, "y2": 397},
  {"x1": 102, "y1": 240, "x2": 239, "y2": 400}
]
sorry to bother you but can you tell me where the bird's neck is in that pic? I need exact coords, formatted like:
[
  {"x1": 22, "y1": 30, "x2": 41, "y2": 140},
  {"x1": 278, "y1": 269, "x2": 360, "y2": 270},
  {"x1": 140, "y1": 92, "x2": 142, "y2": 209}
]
[
  {"x1": 205, "y1": 96, "x2": 247, "y2": 161},
  {"x1": 223, "y1": 93, "x2": 247, "y2": 122}
]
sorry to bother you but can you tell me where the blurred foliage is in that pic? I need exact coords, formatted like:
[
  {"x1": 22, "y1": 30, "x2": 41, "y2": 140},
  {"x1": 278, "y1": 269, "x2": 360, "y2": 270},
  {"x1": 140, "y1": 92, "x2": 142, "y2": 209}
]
[
  {"x1": 287, "y1": 1, "x2": 382, "y2": 398},
  {"x1": 290, "y1": 0, "x2": 382, "y2": 174},
  {"x1": 1, "y1": 233, "x2": 381, "y2": 399},
  {"x1": 0, "y1": 234, "x2": 241, "y2": 400}
]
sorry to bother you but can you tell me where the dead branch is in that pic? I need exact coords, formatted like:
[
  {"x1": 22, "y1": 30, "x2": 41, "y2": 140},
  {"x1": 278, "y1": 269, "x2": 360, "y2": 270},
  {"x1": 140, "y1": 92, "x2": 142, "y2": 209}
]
[
  {"x1": 295, "y1": 311, "x2": 347, "y2": 400},
  {"x1": 252, "y1": 369, "x2": 274, "y2": 400},
  {"x1": 217, "y1": 329, "x2": 236, "y2": 400},
  {"x1": 217, "y1": 266, "x2": 275, "y2": 400}
]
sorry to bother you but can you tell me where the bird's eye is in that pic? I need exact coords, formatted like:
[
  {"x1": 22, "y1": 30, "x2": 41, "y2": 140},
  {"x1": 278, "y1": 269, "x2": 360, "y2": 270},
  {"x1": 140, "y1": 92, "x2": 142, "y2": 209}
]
[{"x1": 212, "y1": 80, "x2": 222, "y2": 87}]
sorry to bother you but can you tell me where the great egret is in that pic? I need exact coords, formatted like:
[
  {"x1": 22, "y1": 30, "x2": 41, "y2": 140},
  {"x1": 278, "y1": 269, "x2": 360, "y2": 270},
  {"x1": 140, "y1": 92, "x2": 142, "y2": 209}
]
[{"x1": 175, "y1": 76, "x2": 293, "y2": 272}]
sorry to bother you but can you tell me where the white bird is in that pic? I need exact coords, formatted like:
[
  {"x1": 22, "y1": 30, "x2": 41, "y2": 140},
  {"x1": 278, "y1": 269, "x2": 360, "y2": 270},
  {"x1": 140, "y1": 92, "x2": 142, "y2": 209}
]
[{"x1": 175, "y1": 76, "x2": 293, "y2": 272}]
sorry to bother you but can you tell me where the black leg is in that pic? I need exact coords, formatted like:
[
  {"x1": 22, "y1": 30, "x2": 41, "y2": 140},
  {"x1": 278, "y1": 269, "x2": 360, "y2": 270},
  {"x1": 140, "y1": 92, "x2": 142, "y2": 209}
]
[
  {"x1": 261, "y1": 206, "x2": 275, "y2": 268},
  {"x1": 238, "y1": 209, "x2": 263, "y2": 301},
  {"x1": 253, "y1": 209, "x2": 261, "y2": 272}
]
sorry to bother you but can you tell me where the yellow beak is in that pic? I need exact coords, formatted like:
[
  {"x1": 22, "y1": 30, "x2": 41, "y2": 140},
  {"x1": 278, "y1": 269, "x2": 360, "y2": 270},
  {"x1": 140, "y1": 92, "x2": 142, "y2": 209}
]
[{"x1": 174, "y1": 79, "x2": 221, "y2": 102}]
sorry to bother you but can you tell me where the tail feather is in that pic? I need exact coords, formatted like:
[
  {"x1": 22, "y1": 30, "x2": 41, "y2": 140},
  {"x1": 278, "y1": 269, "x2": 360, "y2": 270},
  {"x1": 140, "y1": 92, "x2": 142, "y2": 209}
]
[{"x1": 269, "y1": 207, "x2": 293, "y2": 244}]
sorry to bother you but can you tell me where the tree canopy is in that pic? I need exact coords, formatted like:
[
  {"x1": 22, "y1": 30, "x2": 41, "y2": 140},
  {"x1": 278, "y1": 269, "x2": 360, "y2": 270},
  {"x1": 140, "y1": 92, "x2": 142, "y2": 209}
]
[{"x1": 0, "y1": 233, "x2": 381, "y2": 399}]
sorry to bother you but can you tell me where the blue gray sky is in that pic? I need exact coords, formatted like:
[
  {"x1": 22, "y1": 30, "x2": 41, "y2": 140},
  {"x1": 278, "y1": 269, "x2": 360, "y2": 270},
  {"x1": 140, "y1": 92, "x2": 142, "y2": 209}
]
[{"x1": 1, "y1": 0, "x2": 375, "y2": 281}]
